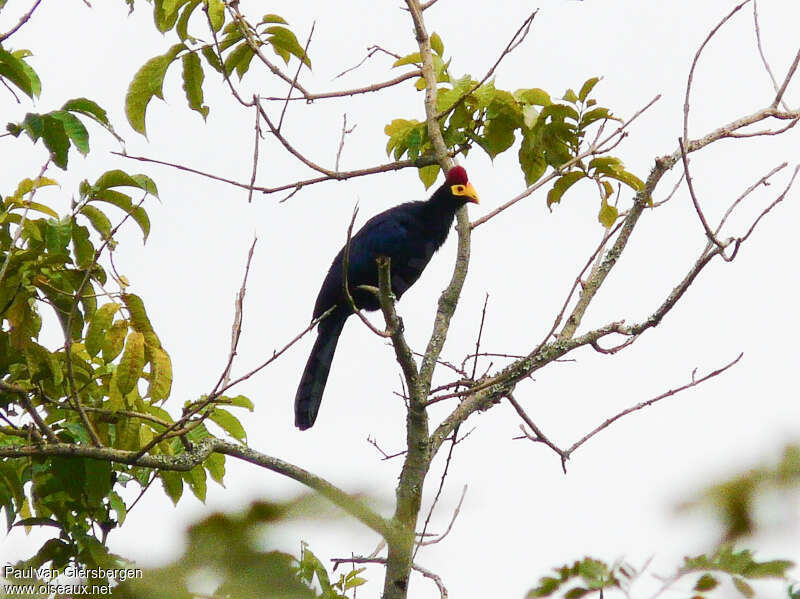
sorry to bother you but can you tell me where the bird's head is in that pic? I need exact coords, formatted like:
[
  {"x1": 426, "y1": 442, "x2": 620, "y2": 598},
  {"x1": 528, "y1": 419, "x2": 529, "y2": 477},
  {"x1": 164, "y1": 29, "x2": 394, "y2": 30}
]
[{"x1": 445, "y1": 166, "x2": 480, "y2": 204}]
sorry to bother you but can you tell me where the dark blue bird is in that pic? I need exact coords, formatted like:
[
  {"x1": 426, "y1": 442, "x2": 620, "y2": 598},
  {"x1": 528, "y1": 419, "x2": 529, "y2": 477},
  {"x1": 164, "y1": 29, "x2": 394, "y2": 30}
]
[{"x1": 294, "y1": 166, "x2": 479, "y2": 429}]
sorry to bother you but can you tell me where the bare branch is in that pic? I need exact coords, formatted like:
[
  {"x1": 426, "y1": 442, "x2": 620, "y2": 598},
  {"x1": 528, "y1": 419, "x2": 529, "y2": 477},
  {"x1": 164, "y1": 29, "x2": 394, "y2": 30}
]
[
  {"x1": 414, "y1": 431, "x2": 459, "y2": 558},
  {"x1": 212, "y1": 237, "x2": 257, "y2": 395},
  {"x1": 773, "y1": 49, "x2": 800, "y2": 108},
  {"x1": 752, "y1": 0, "x2": 790, "y2": 111},
  {"x1": 247, "y1": 98, "x2": 261, "y2": 203},
  {"x1": 564, "y1": 354, "x2": 744, "y2": 458},
  {"x1": 507, "y1": 394, "x2": 568, "y2": 472},
  {"x1": 0, "y1": 0, "x2": 43, "y2": 43},
  {"x1": 329, "y1": 557, "x2": 448, "y2": 599},
  {"x1": 261, "y1": 71, "x2": 420, "y2": 102},
  {"x1": 0, "y1": 438, "x2": 395, "y2": 541},
  {"x1": 683, "y1": 1, "x2": 751, "y2": 144},
  {"x1": 678, "y1": 137, "x2": 727, "y2": 252},
  {"x1": 113, "y1": 151, "x2": 436, "y2": 198},
  {"x1": 278, "y1": 21, "x2": 315, "y2": 130},
  {"x1": 335, "y1": 114, "x2": 356, "y2": 171},
  {"x1": 435, "y1": 11, "x2": 538, "y2": 121}
]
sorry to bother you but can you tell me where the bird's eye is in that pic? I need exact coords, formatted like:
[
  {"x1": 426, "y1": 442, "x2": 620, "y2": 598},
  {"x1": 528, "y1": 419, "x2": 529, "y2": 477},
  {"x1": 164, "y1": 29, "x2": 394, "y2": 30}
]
[{"x1": 454, "y1": 185, "x2": 465, "y2": 193}]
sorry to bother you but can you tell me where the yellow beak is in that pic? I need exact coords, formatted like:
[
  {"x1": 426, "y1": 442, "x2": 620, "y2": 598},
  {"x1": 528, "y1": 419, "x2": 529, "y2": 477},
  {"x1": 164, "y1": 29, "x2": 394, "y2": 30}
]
[{"x1": 452, "y1": 182, "x2": 480, "y2": 204}]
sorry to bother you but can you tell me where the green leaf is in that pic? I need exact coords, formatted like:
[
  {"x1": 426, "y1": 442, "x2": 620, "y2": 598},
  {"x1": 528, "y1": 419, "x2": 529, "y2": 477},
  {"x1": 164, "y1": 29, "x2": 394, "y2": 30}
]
[
  {"x1": 200, "y1": 44, "x2": 223, "y2": 72},
  {"x1": 176, "y1": 0, "x2": 202, "y2": 40},
  {"x1": 17, "y1": 112, "x2": 43, "y2": 141},
  {"x1": 223, "y1": 42, "x2": 255, "y2": 78},
  {"x1": 10, "y1": 176, "x2": 59, "y2": 204},
  {"x1": 125, "y1": 44, "x2": 185, "y2": 136},
  {"x1": 79, "y1": 205, "x2": 112, "y2": 239},
  {"x1": 598, "y1": 199, "x2": 619, "y2": 228},
  {"x1": 117, "y1": 331, "x2": 146, "y2": 395},
  {"x1": 90, "y1": 189, "x2": 151, "y2": 242},
  {"x1": 95, "y1": 169, "x2": 159, "y2": 198},
  {"x1": 155, "y1": 0, "x2": 188, "y2": 32},
  {"x1": 393, "y1": 52, "x2": 421, "y2": 68},
  {"x1": 519, "y1": 132, "x2": 546, "y2": 187},
  {"x1": 160, "y1": 471, "x2": 183, "y2": 504},
  {"x1": 71, "y1": 223, "x2": 95, "y2": 268},
  {"x1": 482, "y1": 118, "x2": 516, "y2": 159},
  {"x1": 204, "y1": 0, "x2": 225, "y2": 31},
  {"x1": 265, "y1": 26, "x2": 310, "y2": 67},
  {"x1": 694, "y1": 574, "x2": 719, "y2": 592},
  {"x1": 108, "y1": 491, "x2": 127, "y2": 525},
  {"x1": 185, "y1": 465, "x2": 207, "y2": 501},
  {"x1": 733, "y1": 577, "x2": 754, "y2": 598},
  {"x1": 50, "y1": 110, "x2": 90, "y2": 156},
  {"x1": 102, "y1": 321, "x2": 128, "y2": 362},
  {"x1": 41, "y1": 114, "x2": 70, "y2": 169},
  {"x1": 430, "y1": 32, "x2": 444, "y2": 56},
  {"x1": 209, "y1": 408, "x2": 246, "y2": 442},
  {"x1": 261, "y1": 14, "x2": 288, "y2": 24},
  {"x1": 0, "y1": 47, "x2": 40, "y2": 98},
  {"x1": 578, "y1": 77, "x2": 600, "y2": 102},
  {"x1": 418, "y1": 165, "x2": 440, "y2": 190},
  {"x1": 204, "y1": 452, "x2": 225, "y2": 485},
  {"x1": 61, "y1": 97, "x2": 111, "y2": 128},
  {"x1": 147, "y1": 346, "x2": 173, "y2": 402},
  {"x1": 604, "y1": 169, "x2": 644, "y2": 192},
  {"x1": 563, "y1": 88, "x2": 578, "y2": 103},
  {"x1": 384, "y1": 118, "x2": 421, "y2": 160},
  {"x1": 218, "y1": 394, "x2": 255, "y2": 411},
  {"x1": 122, "y1": 293, "x2": 154, "y2": 334},
  {"x1": 514, "y1": 87, "x2": 551, "y2": 106},
  {"x1": 86, "y1": 303, "x2": 121, "y2": 357},
  {"x1": 547, "y1": 171, "x2": 586, "y2": 207},
  {"x1": 181, "y1": 52, "x2": 209, "y2": 119},
  {"x1": 45, "y1": 218, "x2": 72, "y2": 255},
  {"x1": 580, "y1": 107, "x2": 611, "y2": 128}
]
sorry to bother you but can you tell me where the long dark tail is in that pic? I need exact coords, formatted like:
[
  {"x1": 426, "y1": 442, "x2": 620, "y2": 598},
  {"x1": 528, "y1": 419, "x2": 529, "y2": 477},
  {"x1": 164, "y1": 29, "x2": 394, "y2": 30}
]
[{"x1": 294, "y1": 311, "x2": 348, "y2": 430}]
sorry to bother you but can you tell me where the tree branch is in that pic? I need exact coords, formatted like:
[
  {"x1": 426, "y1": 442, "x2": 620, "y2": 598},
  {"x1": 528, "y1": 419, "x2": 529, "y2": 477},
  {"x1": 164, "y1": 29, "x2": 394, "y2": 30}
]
[{"x1": 0, "y1": 438, "x2": 395, "y2": 542}]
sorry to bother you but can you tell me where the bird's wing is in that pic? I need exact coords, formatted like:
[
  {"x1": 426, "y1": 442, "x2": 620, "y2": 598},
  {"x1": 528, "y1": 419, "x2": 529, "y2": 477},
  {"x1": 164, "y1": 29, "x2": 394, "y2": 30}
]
[{"x1": 312, "y1": 203, "x2": 423, "y2": 317}]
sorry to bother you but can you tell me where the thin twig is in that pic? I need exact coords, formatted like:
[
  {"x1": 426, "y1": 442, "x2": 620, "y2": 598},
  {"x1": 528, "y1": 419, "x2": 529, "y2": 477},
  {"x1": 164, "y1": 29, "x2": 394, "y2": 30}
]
[
  {"x1": 329, "y1": 557, "x2": 448, "y2": 599},
  {"x1": 563, "y1": 354, "x2": 744, "y2": 459},
  {"x1": 471, "y1": 94, "x2": 661, "y2": 229},
  {"x1": 0, "y1": 0, "x2": 43, "y2": 42},
  {"x1": 678, "y1": 137, "x2": 726, "y2": 251},
  {"x1": 247, "y1": 98, "x2": 261, "y2": 203},
  {"x1": 414, "y1": 429, "x2": 459, "y2": 558},
  {"x1": 213, "y1": 237, "x2": 258, "y2": 395},
  {"x1": 278, "y1": 21, "x2": 315, "y2": 130}
]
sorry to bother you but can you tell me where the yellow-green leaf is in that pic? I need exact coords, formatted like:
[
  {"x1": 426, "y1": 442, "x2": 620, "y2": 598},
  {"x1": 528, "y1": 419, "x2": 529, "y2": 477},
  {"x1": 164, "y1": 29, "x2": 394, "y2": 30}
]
[
  {"x1": 125, "y1": 44, "x2": 184, "y2": 136},
  {"x1": 418, "y1": 165, "x2": 440, "y2": 190},
  {"x1": 204, "y1": 0, "x2": 224, "y2": 32},
  {"x1": 117, "y1": 331, "x2": 146, "y2": 395},
  {"x1": 547, "y1": 171, "x2": 585, "y2": 207},
  {"x1": 430, "y1": 32, "x2": 444, "y2": 56},
  {"x1": 393, "y1": 52, "x2": 421, "y2": 68},
  {"x1": 181, "y1": 52, "x2": 209, "y2": 119},
  {"x1": 209, "y1": 408, "x2": 246, "y2": 442},
  {"x1": 598, "y1": 198, "x2": 619, "y2": 228},
  {"x1": 147, "y1": 346, "x2": 173, "y2": 402}
]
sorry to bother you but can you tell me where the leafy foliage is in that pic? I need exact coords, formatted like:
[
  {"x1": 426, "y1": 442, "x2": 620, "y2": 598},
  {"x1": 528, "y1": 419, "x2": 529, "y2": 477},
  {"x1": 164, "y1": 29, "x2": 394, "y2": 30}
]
[
  {"x1": 385, "y1": 39, "x2": 642, "y2": 226},
  {"x1": 683, "y1": 445, "x2": 800, "y2": 542},
  {"x1": 125, "y1": 3, "x2": 309, "y2": 133},
  {"x1": 112, "y1": 500, "x2": 360, "y2": 599},
  {"x1": 6, "y1": 98, "x2": 118, "y2": 169},
  {"x1": 526, "y1": 558, "x2": 625, "y2": 598},
  {"x1": 1, "y1": 46, "x2": 257, "y2": 581}
]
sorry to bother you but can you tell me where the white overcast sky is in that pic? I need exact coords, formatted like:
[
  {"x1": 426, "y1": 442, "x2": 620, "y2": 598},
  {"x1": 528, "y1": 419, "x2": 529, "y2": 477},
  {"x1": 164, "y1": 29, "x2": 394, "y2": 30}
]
[{"x1": 2, "y1": 0, "x2": 800, "y2": 597}]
